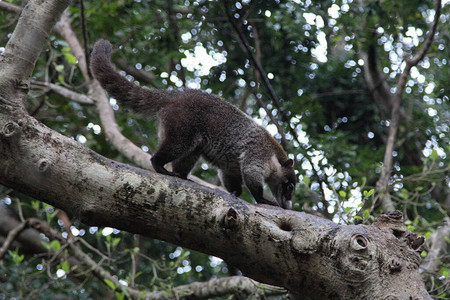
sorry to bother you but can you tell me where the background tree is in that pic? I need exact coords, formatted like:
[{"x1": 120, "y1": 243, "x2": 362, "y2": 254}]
[{"x1": 0, "y1": 0, "x2": 448, "y2": 299}]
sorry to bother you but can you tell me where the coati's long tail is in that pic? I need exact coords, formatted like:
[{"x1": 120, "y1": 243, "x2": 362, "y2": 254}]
[{"x1": 90, "y1": 39, "x2": 173, "y2": 115}]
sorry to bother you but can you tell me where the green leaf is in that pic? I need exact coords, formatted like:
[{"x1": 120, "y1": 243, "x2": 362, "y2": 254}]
[
  {"x1": 41, "y1": 241, "x2": 50, "y2": 250},
  {"x1": 115, "y1": 292, "x2": 125, "y2": 300},
  {"x1": 104, "y1": 279, "x2": 116, "y2": 290},
  {"x1": 421, "y1": 250, "x2": 427, "y2": 258},
  {"x1": 339, "y1": 190, "x2": 347, "y2": 198},
  {"x1": 55, "y1": 65, "x2": 64, "y2": 73},
  {"x1": 45, "y1": 206, "x2": 58, "y2": 223},
  {"x1": 31, "y1": 200, "x2": 40, "y2": 210},
  {"x1": 302, "y1": 176, "x2": 310, "y2": 187},
  {"x1": 429, "y1": 149, "x2": 438, "y2": 161},
  {"x1": 62, "y1": 47, "x2": 77, "y2": 65},
  {"x1": 407, "y1": 225, "x2": 416, "y2": 231},
  {"x1": 181, "y1": 250, "x2": 191, "y2": 259},
  {"x1": 112, "y1": 237, "x2": 121, "y2": 247},
  {"x1": 9, "y1": 249, "x2": 24, "y2": 264},
  {"x1": 50, "y1": 240, "x2": 61, "y2": 252},
  {"x1": 13, "y1": 254, "x2": 24, "y2": 264},
  {"x1": 363, "y1": 209, "x2": 370, "y2": 219},
  {"x1": 61, "y1": 260, "x2": 70, "y2": 273}
]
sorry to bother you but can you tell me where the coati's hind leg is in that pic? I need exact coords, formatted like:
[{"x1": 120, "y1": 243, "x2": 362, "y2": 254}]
[
  {"x1": 151, "y1": 132, "x2": 201, "y2": 178},
  {"x1": 171, "y1": 152, "x2": 201, "y2": 179},
  {"x1": 151, "y1": 152, "x2": 177, "y2": 177},
  {"x1": 219, "y1": 170, "x2": 243, "y2": 197}
]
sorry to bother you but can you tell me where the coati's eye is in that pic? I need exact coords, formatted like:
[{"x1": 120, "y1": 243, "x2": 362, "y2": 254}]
[{"x1": 287, "y1": 183, "x2": 294, "y2": 192}]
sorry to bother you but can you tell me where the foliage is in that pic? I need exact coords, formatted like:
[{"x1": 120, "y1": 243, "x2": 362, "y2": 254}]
[{"x1": 0, "y1": 0, "x2": 448, "y2": 298}]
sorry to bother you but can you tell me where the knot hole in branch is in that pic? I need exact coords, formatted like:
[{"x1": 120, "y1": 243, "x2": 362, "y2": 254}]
[
  {"x1": 223, "y1": 207, "x2": 239, "y2": 229},
  {"x1": 2, "y1": 121, "x2": 22, "y2": 138},
  {"x1": 279, "y1": 220, "x2": 293, "y2": 232},
  {"x1": 403, "y1": 232, "x2": 425, "y2": 251},
  {"x1": 15, "y1": 79, "x2": 30, "y2": 91},
  {"x1": 38, "y1": 159, "x2": 51, "y2": 173},
  {"x1": 388, "y1": 258, "x2": 404, "y2": 273},
  {"x1": 392, "y1": 229, "x2": 405, "y2": 239},
  {"x1": 351, "y1": 234, "x2": 368, "y2": 251}
]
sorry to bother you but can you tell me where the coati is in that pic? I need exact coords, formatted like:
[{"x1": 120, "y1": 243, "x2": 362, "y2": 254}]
[{"x1": 90, "y1": 39, "x2": 296, "y2": 209}]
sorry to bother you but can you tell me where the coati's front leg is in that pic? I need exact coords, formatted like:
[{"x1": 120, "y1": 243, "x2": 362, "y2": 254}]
[
  {"x1": 241, "y1": 165, "x2": 278, "y2": 207},
  {"x1": 219, "y1": 170, "x2": 243, "y2": 197}
]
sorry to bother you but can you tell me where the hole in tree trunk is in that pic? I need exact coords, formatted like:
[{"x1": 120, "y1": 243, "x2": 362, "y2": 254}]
[{"x1": 279, "y1": 221, "x2": 292, "y2": 232}]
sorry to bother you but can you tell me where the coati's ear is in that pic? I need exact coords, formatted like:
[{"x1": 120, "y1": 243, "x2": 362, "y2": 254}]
[{"x1": 283, "y1": 159, "x2": 294, "y2": 168}]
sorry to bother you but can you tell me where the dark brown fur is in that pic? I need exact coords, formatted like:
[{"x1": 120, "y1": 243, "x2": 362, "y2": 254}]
[{"x1": 90, "y1": 39, "x2": 296, "y2": 209}]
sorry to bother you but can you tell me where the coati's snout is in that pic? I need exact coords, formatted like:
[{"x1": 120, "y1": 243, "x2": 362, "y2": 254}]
[
  {"x1": 268, "y1": 159, "x2": 296, "y2": 209},
  {"x1": 278, "y1": 181, "x2": 295, "y2": 209}
]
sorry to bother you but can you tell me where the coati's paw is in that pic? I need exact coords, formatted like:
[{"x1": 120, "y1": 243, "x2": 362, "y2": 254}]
[
  {"x1": 230, "y1": 191, "x2": 240, "y2": 197},
  {"x1": 256, "y1": 203, "x2": 284, "y2": 210},
  {"x1": 282, "y1": 200, "x2": 292, "y2": 210},
  {"x1": 172, "y1": 172, "x2": 191, "y2": 181},
  {"x1": 155, "y1": 169, "x2": 177, "y2": 177}
]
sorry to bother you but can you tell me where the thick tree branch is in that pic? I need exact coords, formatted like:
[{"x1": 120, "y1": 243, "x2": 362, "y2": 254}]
[
  {"x1": 1, "y1": 206, "x2": 284, "y2": 299},
  {"x1": 0, "y1": 96, "x2": 432, "y2": 298},
  {"x1": 148, "y1": 276, "x2": 286, "y2": 299}
]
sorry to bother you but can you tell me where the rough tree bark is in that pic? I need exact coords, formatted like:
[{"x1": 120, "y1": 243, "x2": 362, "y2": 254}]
[{"x1": 0, "y1": 1, "x2": 433, "y2": 299}]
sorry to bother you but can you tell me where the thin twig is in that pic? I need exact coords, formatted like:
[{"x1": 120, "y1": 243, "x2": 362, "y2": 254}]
[
  {"x1": 0, "y1": 1, "x2": 22, "y2": 14},
  {"x1": 0, "y1": 220, "x2": 29, "y2": 259},
  {"x1": 80, "y1": 0, "x2": 91, "y2": 79},
  {"x1": 31, "y1": 80, "x2": 94, "y2": 104},
  {"x1": 15, "y1": 197, "x2": 25, "y2": 222},
  {"x1": 223, "y1": 0, "x2": 289, "y2": 133}
]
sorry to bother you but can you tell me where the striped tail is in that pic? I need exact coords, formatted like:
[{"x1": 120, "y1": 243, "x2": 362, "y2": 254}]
[{"x1": 90, "y1": 39, "x2": 173, "y2": 115}]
